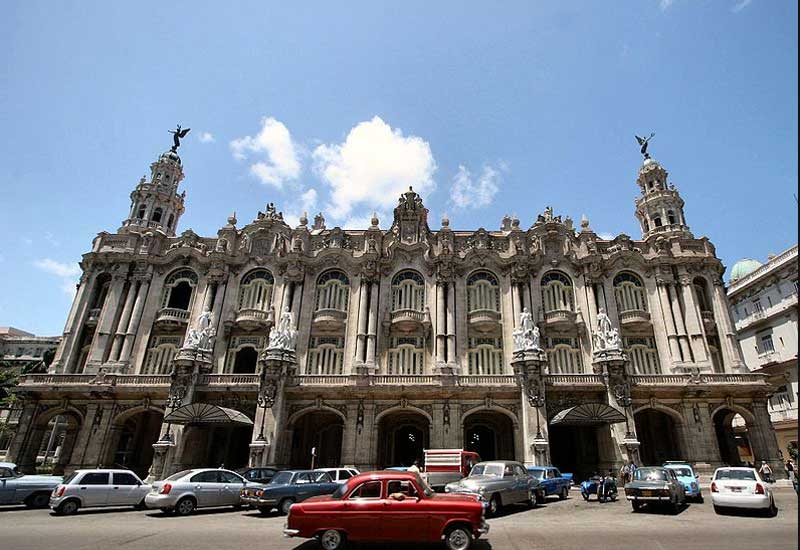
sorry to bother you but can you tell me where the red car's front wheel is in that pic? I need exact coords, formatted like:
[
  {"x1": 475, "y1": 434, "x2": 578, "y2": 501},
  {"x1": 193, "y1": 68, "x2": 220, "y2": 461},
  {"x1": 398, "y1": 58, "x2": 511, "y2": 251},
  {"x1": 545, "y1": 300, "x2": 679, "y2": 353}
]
[
  {"x1": 318, "y1": 529, "x2": 345, "y2": 550},
  {"x1": 444, "y1": 526, "x2": 473, "y2": 550}
]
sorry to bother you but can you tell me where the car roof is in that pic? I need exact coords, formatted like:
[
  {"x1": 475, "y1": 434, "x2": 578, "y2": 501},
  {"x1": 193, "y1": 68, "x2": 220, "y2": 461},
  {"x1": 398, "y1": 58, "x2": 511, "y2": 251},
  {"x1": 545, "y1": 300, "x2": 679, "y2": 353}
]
[
  {"x1": 350, "y1": 471, "x2": 418, "y2": 482},
  {"x1": 74, "y1": 469, "x2": 138, "y2": 474},
  {"x1": 0, "y1": 462, "x2": 17, "y2": 469},
  {"x1": 477, "y1": 460, "x2": 521, "y2": 466},
  {"x1": 715, "y1": 466, "x2": 756, "y2": 471}
]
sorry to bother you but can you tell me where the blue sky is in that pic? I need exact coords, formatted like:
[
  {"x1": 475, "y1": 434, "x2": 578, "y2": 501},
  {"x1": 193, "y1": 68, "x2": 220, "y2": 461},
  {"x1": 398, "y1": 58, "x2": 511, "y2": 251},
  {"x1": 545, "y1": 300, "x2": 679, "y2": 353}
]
[{"x1": 1, "y1": 1, "x2": 797, "y2": 336}]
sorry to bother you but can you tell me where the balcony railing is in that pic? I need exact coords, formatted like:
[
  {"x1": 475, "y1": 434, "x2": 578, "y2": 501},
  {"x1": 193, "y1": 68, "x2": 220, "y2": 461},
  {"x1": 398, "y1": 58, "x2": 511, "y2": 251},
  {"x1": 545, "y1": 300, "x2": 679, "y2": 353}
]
[
  {"x1": 295, "y1": 375, "x2": 350, "y2": 386},
  {"x1": 457, "y1": 375, "x2": 516, "y2": 386},
  {"x1": 389, "y1": 309, "x2": 431, "y2": 332},
  {"x1": 311, "y1": 308, "x2": 348, "y2": 331},
  {"x1": 467, "y1": 309, "x2": 501, "y2": 331},
  {"x1": 546, "y1": 374, "x2": 605, "y2": 386},
  {"x1": 542, "y1": 309, "x2": 577, "y2": 327},
  {"x1": 154, "y1": 307, "x2": 190, "y2": 326},
  {"x1": 701, "y1": 310, "x2": 716, "y2": 330},
  {"x1": 18, "y1": 374, "x2": 172, "y2": 387},
  {"x1": 631, "y1": 373, "x2": 769, "y2": 386},
  {"x1": 234, "y1": 308, "x2": 274, "y2": 331},
  {"x1": 373, "y1": 375, "x2": 439, "y2": 385},
  {"x1": 619, "y1": 309, "x2": 651, "y2": 327},
  {"x1": 200, "y1": 374, "x2": 260, "y2": 386}
]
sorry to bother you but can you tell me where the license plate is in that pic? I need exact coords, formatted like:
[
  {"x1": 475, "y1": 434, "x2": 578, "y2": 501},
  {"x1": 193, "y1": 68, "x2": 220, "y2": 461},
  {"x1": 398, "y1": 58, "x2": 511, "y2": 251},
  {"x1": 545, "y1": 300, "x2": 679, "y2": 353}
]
[
  {"x1": 731, "y1": 487, "x2": 742, "y2": 493},
  {"x1": 642, "y1": 490, "x2": 654, "y2": 497}
]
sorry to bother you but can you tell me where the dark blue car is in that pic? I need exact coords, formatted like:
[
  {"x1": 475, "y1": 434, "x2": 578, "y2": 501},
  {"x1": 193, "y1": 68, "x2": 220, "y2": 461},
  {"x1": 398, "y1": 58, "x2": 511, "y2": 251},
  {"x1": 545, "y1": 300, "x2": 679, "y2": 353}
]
[
  {"x1": 527, "y1": 466, "x2": 571, "y2": 502},
  {"x1": 240, "y1": 470, "x2": 339, "y2": 515}
]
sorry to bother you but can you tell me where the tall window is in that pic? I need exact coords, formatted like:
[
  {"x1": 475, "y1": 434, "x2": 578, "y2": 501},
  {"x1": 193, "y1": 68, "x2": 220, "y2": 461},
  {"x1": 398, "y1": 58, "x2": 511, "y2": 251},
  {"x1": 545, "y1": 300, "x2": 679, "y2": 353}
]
[
  {"x1": 545, "y1": 337, "x2": 582, "y2": 374},
  {"x1": 136, "y1": 204, "x2": 146, "y2": 219},
  {"x1": 623, "y1": 337, "x2": 661, "y2": 375},
  {"x1": 467, "y1": 271, "x2": 500, "y2": 313},
  {"x1": 307, "y1": 337, "x2": 344, "y2": 375},
  {"x1": 238, "y1": 269, "x2": 274, "y2": 312},
  {"x1": 541, "y1": 271, "x2": 574, "y2": 313},
  {"x1": 161, "y1": 269, "x2": 198, "y2": 310},
  {"x1": 151, "y1": 208, "x2": 163, "y2": 223},
  {"x1": 224, "y1": 336, "x2": 266, "y2": 372},
  {"x1": 759, "y1": 333, "x2": 775, "y2": 355},
  {"x1": 315, "y1": 270, "x2": 350, "y2": 312},
  {"x1": 467, "y1": 337, "x2": 503, "y2": 375},
  {"x1": 142, "y1": 336, "x2": 182, "y2": 374},
  {"x1": 387, "y1": 337, "x2": 424, "y2": 374},
  {"x1": 613, "y1": 272, "x2": 648, "y2": 313},
  {"x1": 392, "y1": 271, "x2": 425, "y2": 312},
  {"x1": 693, "y1": 278, "x2": 711, "y2": 312}
]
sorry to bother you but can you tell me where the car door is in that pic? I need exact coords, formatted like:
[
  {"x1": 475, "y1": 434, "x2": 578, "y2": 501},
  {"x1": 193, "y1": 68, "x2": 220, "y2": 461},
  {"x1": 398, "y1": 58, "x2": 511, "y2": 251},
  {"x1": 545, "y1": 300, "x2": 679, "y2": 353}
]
[
  {"x1": 293, "y1": 472, "x2": 314, "y2": 501},
  {"x1": 190, "y1": 471, "x2": 222, "y2": 507},
  {"x1": 219, "y1": 471, "x2": 246, "y2": 505},
  {"x1": 514, "y1": 465, "x2": 531, "y2": 502},
  {"x1": 0, "y1": 466, "x2": 15, "y2": 504},
  {"x1": 77, "y1": 472, "x2": 111, "y2": 507},
  {"x1": 384, "y1": 479, "x2": 428, "y2": 542},
  {"x1": 108, "y1": 472, "x2": 142, "y2": 506},
  {"x1": 344, "y1": 479, "x2": 385, "y2": 540}
]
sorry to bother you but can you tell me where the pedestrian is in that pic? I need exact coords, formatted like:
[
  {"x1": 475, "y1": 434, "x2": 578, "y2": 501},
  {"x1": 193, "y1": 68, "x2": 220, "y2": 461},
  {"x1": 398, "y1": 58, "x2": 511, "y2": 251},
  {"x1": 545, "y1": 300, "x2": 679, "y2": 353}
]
[
  {"x1": 620, "y1": 463, "x2": 630, "y2": 484},
  {"x1": 407, "y1": 460, "x2": 421, "y2": 473},
  {"x1": 758, "y1": 461, "x2": 774, "y2": 483}
]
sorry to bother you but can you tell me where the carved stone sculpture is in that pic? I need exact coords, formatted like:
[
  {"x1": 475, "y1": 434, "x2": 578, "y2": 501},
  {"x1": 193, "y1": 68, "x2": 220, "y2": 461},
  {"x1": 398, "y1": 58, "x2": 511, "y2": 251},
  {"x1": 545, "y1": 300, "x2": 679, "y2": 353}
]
[
  {"x1": 593, "y1": 307, "x2": 622, "y2": 351},
  {"x1": 513, "y1": 308, "x2": 542, "y2": 352},
  {"x1": 267, "y1": 307, "x2": 298, "y2": 351},
  {"x1": 182, "y1": 308, "x2": 216, "y2": 351}
]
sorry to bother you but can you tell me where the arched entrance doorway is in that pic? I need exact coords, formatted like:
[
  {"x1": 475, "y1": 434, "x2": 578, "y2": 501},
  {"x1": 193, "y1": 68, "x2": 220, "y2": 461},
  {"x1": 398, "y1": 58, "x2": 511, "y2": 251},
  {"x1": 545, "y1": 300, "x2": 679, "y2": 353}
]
[
  {"x1": 377, "y1": 411, "x2": 430, "y2": 468},
  {"x1": 634, "y1": 408, "x2": 683, "y2": 465},
  {"x1": 289, "y1": 411, "x2": 344, "y2": 468},
  {"x1": 463, "y1": 411, "x2": 515, "y2": 461},
  {"x1": 18, "y1": 410, "x2": 82, "y2": 475},
  {"x1": 106, "y1": 409, "x2": 164, "y2": 479},
  {"x1": 180, "y1": 423, "x2": 253, "y2": 470},
  {"x1": 713, "y1": 409, "x2": 753, "y2": 466}
]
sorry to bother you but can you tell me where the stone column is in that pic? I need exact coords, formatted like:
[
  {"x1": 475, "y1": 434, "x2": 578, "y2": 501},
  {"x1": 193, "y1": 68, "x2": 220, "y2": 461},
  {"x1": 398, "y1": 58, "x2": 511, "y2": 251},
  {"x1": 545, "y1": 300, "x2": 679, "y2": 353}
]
[
  {"x1": 748, "y1": 400, "x2": 786, "y2": 478},
  {"x1": 655, "y1": 281, "x2": 683, "y2": 365},
  {"x1": 51, "y1": 271, "x2": 95, "y2": 373},
  {"x1": 678, "y1": 273, "x2": 710, "y2": 365},
  {"x1": 339, "y1": 402, "x2": 360, "y2": 467},
  {"x1": 644, "y1": 277, "x2": 673, "y2": 373},
  {"x1": 250, "y1": 350, "x2": 295, "y2": 467},
  {"x1": 119, "y1": 279, "x2": 150, "y2": 364},
  {"x1": 512, "y1": 350, "x2": 549, "y2": 466},
  {"x1": 5, "y1": 403, "x2": 41, "y2": 471},
  {"x1": 354, "y1": 281, "x2": 369, "y2": 365},
  {"x1": 365, "y1": 282, "x2": 379, "y2": 368},
  {"x1": 279, "y1": 279, "x2": 292, "y2": 315},
  {"x1": 668, "y1": 284, "x2": 693, "y2": 363},
  {"x1": 353, "y1": 402, "x2": 376, "y2": 470},
  {"x1": 436, "y1": 282, "x2": 447, "y2": 365},
  {"x1": 109, "y1": 282, "x2": 138, "y2": 363},
  {"x1": 710, "y1": 279, "x2": 746, "y2": 372},
  {"x1": 446, "y1": 282, "x2": 456, "y2": 365},
  {"x1": 290, "y1": 282, "x2": 304, "y2": 322},
  {"x1": 86, "y1": 274, "x2": 127, "y2": 371},
  {"x1": 129, "y1": 274, "x2": 165, "y2": 374}
]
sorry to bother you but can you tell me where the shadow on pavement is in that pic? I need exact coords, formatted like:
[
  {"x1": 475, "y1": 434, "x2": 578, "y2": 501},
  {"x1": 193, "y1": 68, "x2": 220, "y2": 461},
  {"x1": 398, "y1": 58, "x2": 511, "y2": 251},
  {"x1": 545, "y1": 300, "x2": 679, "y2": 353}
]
[
  {"x1": 714, "y1": 506, "x2": 778, "y2": 519},
  {"x1": 48, "y1": 506, "x2": 143, "y2": 517},
  {"x1": 0, "y1": 505, "x2": 31, "y2": 512},
  {"x1": 145, "y1": 506, "x2": 244, "y2": 519},
  {"x1": 290, "y1": 540, "x2": 493, "y2": 550},
  {"x1": 631, "y1": 503, "x2": 690, "y2": 516}
]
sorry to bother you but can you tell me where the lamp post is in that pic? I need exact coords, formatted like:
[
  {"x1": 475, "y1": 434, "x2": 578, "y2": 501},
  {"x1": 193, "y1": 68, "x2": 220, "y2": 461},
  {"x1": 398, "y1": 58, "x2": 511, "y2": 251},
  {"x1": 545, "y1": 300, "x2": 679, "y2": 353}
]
[
  {"x1": 613, "y1": 384, "x2": 634, "y2": 439},
  {"x1": 255, "y1": 383, "x2": 275, "y2": 442},
  {"x1": 161, "y1": 386, "x2": 185, "y2": 443},
  {"x1": 527, "y1": 383, "x2": 546, "y2": 439}
]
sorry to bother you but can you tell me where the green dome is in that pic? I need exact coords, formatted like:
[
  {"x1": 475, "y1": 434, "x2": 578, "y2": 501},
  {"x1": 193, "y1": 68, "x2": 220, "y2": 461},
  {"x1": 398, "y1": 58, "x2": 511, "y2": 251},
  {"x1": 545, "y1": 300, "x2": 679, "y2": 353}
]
[{"x1": 729, "y1": 258, "x2": 763, "y2": 282}]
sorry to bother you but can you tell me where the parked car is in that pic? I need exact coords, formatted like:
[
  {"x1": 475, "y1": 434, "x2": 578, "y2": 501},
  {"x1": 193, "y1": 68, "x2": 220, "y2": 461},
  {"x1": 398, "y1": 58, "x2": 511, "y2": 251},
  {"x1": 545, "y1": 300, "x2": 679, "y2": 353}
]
[
  {"x1": 710, "y1": 467, "x2": 777, "y2": 516},
  {"x1": 284, "y1": 471, "x2": 489, "y2": 550},
  {"x1": 444, "y1": 460, "x2": 539, "y2": 516},
  {"x1": 237, "y1": 467, "x2": 279, "y2": 485},
  {"x1": 49, "y1": 469, "x2": 150, "y2": 515},
  {"x1": 0, "y1": 462, "x2": 62, "y2": 508},
  {"x1": 145, "y1": 468, "x2": 248, "y2": 515},
  {"x1": 526, "y1": 466, "x2": 571, "y2": 502},
  {"x1": 624, "y1": 466, "x2": 686, "y2": 512},
  {"x1": 315, "y1": 467, "x2": 360, "y2": 484},
  {"x1": 663, "y1": 461, "x2": 703, "y2": 502},
  {"x1": 240, "y1": 470, "x2": 339, "y2": 515},
  {"x1": 421, "y1": 449, "x2": 481, "y2": 491},
  {"x1": 580, "y1": 473, "x2": 618, "y2": 503}
]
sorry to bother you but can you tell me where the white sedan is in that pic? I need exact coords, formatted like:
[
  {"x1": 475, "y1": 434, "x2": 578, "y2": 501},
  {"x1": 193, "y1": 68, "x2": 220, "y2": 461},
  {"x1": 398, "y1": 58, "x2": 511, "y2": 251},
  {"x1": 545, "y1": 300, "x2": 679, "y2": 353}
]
[{"x1": 710, "y1": 467, "x2": 777, "y2": 516}]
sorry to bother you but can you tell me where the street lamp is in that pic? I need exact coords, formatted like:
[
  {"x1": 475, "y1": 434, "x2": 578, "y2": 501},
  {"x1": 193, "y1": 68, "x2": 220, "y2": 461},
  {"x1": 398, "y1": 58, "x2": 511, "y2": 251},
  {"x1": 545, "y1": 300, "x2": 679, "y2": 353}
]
[
  {"x1": 527, "y1": 384, "x2": 546, "y2": 439},
  {"x1": 613, "y1": 384, "x2": 634, "y2": 439},
  {"x1": 161, "y1": 386, "x2": 186, "y2": 443}
]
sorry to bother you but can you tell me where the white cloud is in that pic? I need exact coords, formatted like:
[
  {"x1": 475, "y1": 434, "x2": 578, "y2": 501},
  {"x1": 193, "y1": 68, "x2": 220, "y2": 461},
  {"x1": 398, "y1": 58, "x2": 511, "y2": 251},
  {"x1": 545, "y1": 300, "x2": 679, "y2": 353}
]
[
  {"x1": 598, "y1": 232, "x2": 615, "y2": 240},
  {"x1": 449, "y1": 164, "x2": 502, "y2": 210},
  {"x1": 34, "y1": 259, "x2": 81, "y2": 297},
  {"x1": 44, "y1": 231, "x2": 60, "y2": 247},
  {"x1": 198, "y1": 132, "x2": 215, "y2": 143},
  {"x1": 731, "y1": 0, "x2": 751, "y2": 13},
  {"x1": 659, "y1": 0, "x2": 674, "y2": 10},
  {"x1": 230, "y1": 117, "x2": 301, "y2": 189},
  {"x1": 312, "y1": 116, "x2": 436, "y2": 220},
  {"x1": 283, "y1": 188, "x2": 319, "y2": 227}
]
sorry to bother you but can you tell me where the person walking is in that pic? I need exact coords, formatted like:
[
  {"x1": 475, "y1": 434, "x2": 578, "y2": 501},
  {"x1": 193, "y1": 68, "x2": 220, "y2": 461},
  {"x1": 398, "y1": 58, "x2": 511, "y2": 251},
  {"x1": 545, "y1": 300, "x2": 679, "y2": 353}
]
[
  {"x1": 758, "y1": 460, "x2": 774, "y2": 483},
  {"x1": 407, "y1": 460, "x2": 421, "y2": 473},
  {"x1": 786, "y1": 460, "x2": 796, "y2": 491}
]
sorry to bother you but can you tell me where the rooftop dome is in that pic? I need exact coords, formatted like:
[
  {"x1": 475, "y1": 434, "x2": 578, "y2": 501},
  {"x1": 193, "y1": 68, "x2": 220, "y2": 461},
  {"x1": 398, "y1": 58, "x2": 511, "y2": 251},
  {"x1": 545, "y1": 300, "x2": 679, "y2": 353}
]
[
  {"x1": 159, "y1": 150, "x2": 182, "y2": 164},
  {"x1": 729, "y1": 258, "x2": 763, "y2": 282}
]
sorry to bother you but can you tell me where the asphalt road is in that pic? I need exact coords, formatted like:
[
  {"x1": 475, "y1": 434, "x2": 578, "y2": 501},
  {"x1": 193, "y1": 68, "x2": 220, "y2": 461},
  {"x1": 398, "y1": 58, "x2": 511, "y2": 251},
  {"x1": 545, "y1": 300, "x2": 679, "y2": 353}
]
[{"x1": 0, "y1": 487, "x2": 796, "y2": 550}]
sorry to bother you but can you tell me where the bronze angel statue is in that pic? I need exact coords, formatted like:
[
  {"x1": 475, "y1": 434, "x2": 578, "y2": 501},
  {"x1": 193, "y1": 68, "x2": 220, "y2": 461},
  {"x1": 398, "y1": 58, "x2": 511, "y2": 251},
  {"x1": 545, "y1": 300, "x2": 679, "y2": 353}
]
[
  {"x1": 169, "y1": 124, "x2": 191, "y2": 152},
  {"x1": 635, "y1": 132, "x2": 655, "y2": 159}
]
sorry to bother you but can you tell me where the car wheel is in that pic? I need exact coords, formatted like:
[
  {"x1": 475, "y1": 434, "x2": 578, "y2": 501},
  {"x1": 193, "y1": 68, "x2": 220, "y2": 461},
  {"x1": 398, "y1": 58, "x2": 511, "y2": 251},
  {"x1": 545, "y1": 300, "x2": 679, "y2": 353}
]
[
  {"x1": 527, "y1": 490, "x2": 537, "y2": 508},
  {"x1": 133, "y1": 498, "x2": 147, "y2": 511},
  {"x1": 696, "y1": 495, "x2": 704, "y2": 504},
  {"x1": 581, "y1": 492, "x2": 589, "y2": 501},
  {"x1": 631, "y1": 501, "x2": 643, "y2": 512},
  {"x1": 559, "y1": 487, "x2": 569, "y2": 500},
  {"x1": 444, "y1": 525, "x2": 473, "y2": 550},
  {"x1": 765, "y1": 499, "x2": 778, "y2": 518},
  {"x1": 26, "y1": 492, "x2": 51, "y2": 509},
  {"x1": 57, "y1": 499, "x2": 80, "y2": 516},
  {"x1": 319, "y1": 529, "x2": 345, "y2": 550},
  {"x1": 279, "y1": 498, "x2": 295, "y2": 516},
  {"x1": 175, "y1": 497, "x2": 196, "y2": 516},
  {"x1": 257, "y1": 506, "x2": 271, "y2": 515},
  {"x1": 487, "y1": 495, "x2": 500, "y2": 517}
]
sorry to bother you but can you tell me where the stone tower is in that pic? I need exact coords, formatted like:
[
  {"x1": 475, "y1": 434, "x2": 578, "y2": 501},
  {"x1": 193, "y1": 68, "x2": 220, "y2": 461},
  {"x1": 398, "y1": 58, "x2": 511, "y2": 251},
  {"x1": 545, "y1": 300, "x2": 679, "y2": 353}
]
[
  {"x1": 119, "y1": 149, "x2": 186, "y2": 237},
  {"x1": 633, "y1": 157, "x2": 692, "y2": 240}
]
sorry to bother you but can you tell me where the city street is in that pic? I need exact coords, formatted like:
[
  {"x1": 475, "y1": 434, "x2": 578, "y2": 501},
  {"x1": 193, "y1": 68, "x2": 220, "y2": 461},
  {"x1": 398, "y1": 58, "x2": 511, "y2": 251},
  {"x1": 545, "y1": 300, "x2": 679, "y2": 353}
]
[{"x1": 0, "y1": 487, "x2": 796, "y2": 550}]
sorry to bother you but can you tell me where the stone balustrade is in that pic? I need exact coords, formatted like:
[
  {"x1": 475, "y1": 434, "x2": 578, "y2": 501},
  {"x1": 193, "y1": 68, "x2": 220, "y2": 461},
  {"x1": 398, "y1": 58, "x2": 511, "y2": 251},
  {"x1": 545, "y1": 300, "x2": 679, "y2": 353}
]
[
  {"x1": 545, "y1": 374, "x2": 605, "y2": 386},
  {"x1": 200, "y1": 374, "x2": 260, "y2": 386}
]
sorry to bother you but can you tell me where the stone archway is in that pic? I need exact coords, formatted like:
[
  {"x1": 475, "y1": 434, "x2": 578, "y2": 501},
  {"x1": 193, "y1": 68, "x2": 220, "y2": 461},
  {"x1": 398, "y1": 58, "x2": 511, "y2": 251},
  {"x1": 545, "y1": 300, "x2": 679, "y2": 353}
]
[
  {"x1": 713, "y1": 408, "x2": 753, "y2": 467},
  {"x1": 175, "y1": 406, "x2": 255, "y2": 471},
  {"x1": 18, "y1": 408, "x2": 83, "y2": 475},
  {"x1": 462, "y1": 410, "x2": 515, "y2": 461},
  {"x1": 634, "y1": 408, "x2": 684, "y2": 465},
  {"x1": 289, "y1": 410, "x2": 344, "y2": 468},
  {"x1": 105, "y1": 409, "x2": 164, "y2": 479},
  {"x1": 377, "y1": 410, "x2": 430, "y2": 468}
]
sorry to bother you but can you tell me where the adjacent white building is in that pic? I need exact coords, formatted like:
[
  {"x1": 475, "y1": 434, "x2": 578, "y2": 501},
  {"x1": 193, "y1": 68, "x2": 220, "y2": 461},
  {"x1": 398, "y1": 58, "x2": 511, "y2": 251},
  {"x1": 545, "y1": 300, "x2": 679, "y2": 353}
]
[{"x1": 727, "y1": 245, "x2": 799, "y2": 461}]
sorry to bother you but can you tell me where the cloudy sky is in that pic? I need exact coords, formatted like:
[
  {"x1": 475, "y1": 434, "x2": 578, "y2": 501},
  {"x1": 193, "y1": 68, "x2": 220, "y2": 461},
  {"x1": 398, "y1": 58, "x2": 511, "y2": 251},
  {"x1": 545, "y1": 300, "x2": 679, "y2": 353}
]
[{"x1": 0, "y1": 1, "x2": 796, "y2": 335}]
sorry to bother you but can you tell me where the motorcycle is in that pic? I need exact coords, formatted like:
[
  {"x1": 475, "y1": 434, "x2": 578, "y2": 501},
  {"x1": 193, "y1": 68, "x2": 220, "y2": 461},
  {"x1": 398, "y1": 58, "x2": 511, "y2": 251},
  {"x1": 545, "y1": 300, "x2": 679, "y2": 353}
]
[{"x1": 580, "y1": 475, "x2": 618, "y2": 503}]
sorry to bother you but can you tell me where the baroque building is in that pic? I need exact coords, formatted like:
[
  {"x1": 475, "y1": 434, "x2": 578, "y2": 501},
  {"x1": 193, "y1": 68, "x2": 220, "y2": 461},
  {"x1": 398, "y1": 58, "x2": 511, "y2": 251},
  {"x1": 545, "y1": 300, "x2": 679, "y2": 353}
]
[
  {"x1": 727, "y1": 245, "x2": 798, "y2": 461},
  {"x1": 5, "y1": 141, "x2": 786, "y2": 482}
]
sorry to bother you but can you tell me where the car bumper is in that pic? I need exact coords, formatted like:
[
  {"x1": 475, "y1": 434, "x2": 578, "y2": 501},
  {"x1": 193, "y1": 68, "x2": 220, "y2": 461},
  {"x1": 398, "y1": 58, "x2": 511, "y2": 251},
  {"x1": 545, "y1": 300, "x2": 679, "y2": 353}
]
[
  {"x1": 711, "y1": 493, "x2": 771, "y2": 509},
  {"x1": 241, "y1": 494, "x2": 278, "y2": 507},
  {"x1": 283, "y1": 527, "x2": 300, "y2": 538},
  {"x1": 144, "y1": 493, "x2": 180, "y2": 509},
  {"x1": 626, "y1": 495, "x2": 671, "y2": 501},
  {"x1": 476, "y1": 521, "x2": 490, "y2": 535}
]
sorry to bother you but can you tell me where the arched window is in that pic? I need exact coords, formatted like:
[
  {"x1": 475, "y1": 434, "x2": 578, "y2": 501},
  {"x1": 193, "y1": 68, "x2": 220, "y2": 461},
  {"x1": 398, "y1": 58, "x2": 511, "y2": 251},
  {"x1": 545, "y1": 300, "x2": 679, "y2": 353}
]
[
  {"x1": 693, "y1": 277, "x2": 711, "y2": 313},
  {"x1": 623, "y1": 337, "x2": 661, "y2": 375},
  {"x1": 545, "y1": 337, "x2": 582, "y2": 374},
  {"x1": 643, "y1": 219, "x2": 650, "y2": 232},
  {"x1": 541, "y1": 271, "x2": 574, "y2": 313},
  {"x1": 151, "y1": 208, "x2": 163, "y2": 223},
  {"x1": 387, "y1": 336, "x2": 424, "y2": 374},
  {"x1": 307, "y1": 337, "x2": 344, "y2": 375},
  {"x1": 161, "y1": 269, "x2": 198, "y2": 310},
  {"x1": 392, "y1": 271, "x2": 425, "y2": 312},
  {"x1": 167, "y1": 214, "x2": 175, "y2": 229},
  {"x1": 142, "y1": 336, "x2": 181, "y2": 374},
  {"x1": 91, "y1": 274, "x2": 112, "y2": 310},
  {"x1": 315, "y1": 270, "x2": 350, "y2": 312},
  {"x1": 467, "y1": 271, "x2": 500, "y2": 313},
  {"x1": 467, "y1": 337, "x2": 503, "y2": 375},
  {"x1": 667, "y1": 210, "x2": 677, "y2": 225},
  {"x1": 653, "y1": 216, "x2": 663, "y2": 227},
  {"x1": 613, "y1": 272, "x2": 648, "y2": 313},
  {"x1": 136, "y1": 205, "x2": 146, "y2": 220},
  {"x1": 238, "y1": 269, "x2": 274, "y2": 312}
]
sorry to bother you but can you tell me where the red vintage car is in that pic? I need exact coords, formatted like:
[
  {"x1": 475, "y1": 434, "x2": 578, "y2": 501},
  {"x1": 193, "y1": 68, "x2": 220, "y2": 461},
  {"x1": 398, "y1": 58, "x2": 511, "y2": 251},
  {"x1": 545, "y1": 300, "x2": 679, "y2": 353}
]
[{"x1": 283, "y1": 471, "x2": 489, "y2": 550}]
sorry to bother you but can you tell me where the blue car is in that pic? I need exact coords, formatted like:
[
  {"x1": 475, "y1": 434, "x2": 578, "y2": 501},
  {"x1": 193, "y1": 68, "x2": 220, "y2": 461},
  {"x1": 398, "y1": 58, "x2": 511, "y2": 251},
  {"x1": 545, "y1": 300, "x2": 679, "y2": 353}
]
[
  {"x1": 663, "y1": 461, "x2": 703, "y2": 502},
  {"x1": 527, "y1": 466, "x2": 571, "y2": 502}
]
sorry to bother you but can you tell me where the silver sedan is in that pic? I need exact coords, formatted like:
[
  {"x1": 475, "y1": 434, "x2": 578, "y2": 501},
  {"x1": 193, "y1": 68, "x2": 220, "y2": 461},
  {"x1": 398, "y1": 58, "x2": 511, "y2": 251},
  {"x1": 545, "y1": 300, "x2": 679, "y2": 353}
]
[{"x1": 144, "y1": 468, "x2": 249, "y2": 515}]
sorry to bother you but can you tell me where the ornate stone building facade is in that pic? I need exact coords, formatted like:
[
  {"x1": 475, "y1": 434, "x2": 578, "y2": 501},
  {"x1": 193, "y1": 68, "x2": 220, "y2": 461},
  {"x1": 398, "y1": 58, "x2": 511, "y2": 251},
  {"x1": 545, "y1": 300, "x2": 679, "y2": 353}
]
[{"x1": 6, "y1": 143, "x2": 785, "y2": 481}]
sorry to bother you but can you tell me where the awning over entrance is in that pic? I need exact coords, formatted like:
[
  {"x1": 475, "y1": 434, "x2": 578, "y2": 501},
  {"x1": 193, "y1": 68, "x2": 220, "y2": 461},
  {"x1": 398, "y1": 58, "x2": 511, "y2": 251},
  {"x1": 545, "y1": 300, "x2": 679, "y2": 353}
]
[
  {"x1": 550, "y1": 403, "x2": 626, "y2": 426},
  {"x1": 163, "y1": 403, "x2": 253, "y2": 426}
]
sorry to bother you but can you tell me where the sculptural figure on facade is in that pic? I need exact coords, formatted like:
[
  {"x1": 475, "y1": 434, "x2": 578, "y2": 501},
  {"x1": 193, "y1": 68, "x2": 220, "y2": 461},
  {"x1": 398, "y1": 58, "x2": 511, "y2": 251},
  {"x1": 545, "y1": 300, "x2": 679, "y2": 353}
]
[
  {"x1": 513, "y1": 307, "x2": 542, "y2": 352},
  {"x1": 183, "y1": 308, "x2": 216, "y2": 351},
  {"x1": 267, "y1": 307, "x2": 298, "y2": 351},
  {"x1": 593, "y1": 307, "x2": 621, "y2": 351}
]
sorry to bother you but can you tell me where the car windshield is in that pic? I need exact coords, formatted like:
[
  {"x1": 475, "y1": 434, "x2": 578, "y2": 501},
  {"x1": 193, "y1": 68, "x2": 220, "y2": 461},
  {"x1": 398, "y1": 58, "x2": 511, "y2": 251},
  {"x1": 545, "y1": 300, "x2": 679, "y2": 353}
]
[
  {"x1": 633, "y1": 468, "x2": 667, "y2": 482},
  {"x1": 165, "y1": 470, "x2": 193, "y2": 481},
  {"x1": 716, "y1": 470, "x2": 756, "y2": 481},
  {"x1": 528, "y1": 469, "x2": 546, "y2": 480},
  {"x1": 271, "y1": 472, "x2": 293, "y2": 485},
  {"x1": 667, "y1": 467, "x2": 693, "y2": 477},
  {"x1": 62, "y1": 472, "x2": 79, "y2": 484},
  {"x1": 469, "y1": 463, "x2": 504, "y2": 477},
  {"x1": 414, "y1": 473, "x2": 434, "y2": 497}
]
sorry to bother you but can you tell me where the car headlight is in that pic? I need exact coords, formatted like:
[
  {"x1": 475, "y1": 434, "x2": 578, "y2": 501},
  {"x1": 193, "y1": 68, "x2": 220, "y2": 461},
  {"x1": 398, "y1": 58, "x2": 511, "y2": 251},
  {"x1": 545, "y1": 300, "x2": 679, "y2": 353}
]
[
  {"x1": 691, "y1": 482, "x2": 698, "y2": 491},
  {"x1": 477, "y1": 487, "x2": 486, "y2": 494}
]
